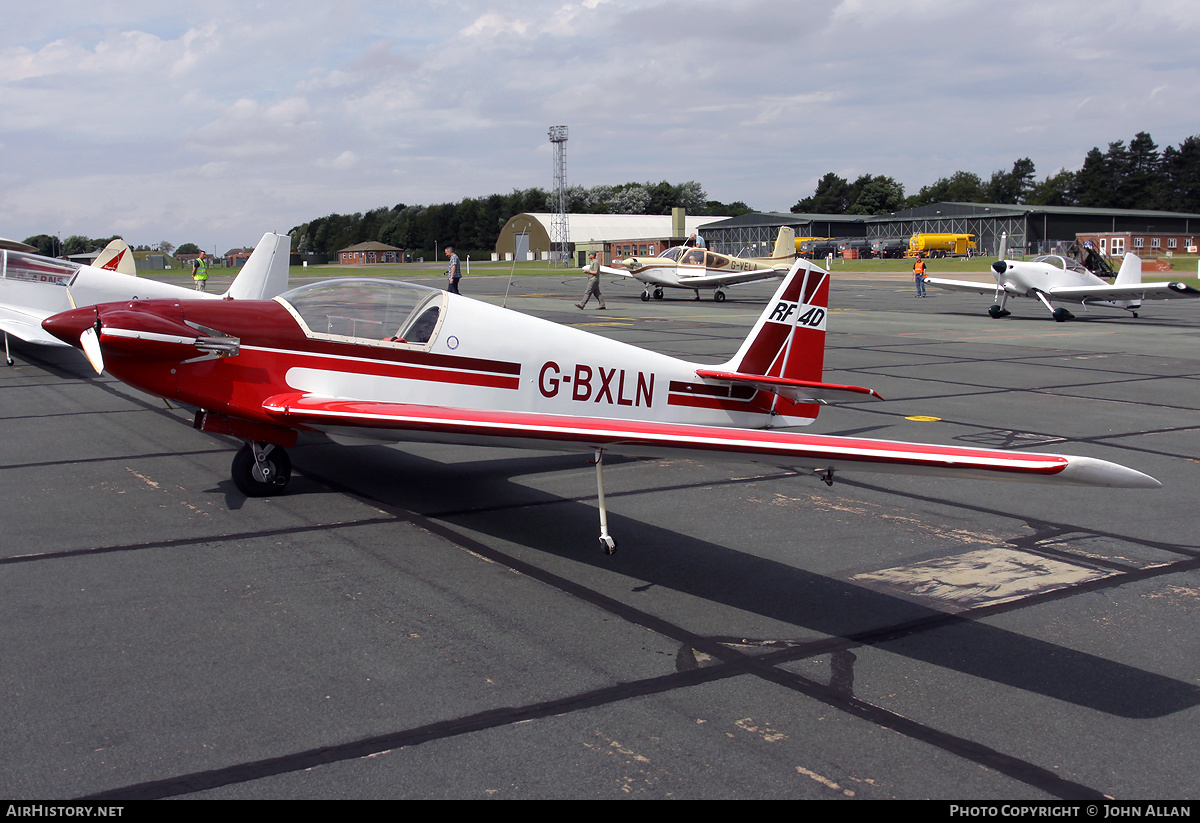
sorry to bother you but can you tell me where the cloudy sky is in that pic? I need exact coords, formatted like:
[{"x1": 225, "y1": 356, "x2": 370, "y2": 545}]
[{"x1": 1, "y1": 0, "x2": 1197, "y2": 253}]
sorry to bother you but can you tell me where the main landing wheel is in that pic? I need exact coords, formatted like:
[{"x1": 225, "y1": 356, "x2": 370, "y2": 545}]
[
  {"x1": 232, "y1": 443, "x2": 292, "y2": 497},
  {"x1": 653, "y1": 287, "x2": 664, "y2": 300},
  {"x1": 713, "y1": 290, "x2": 726, "y2": 302},
  {"x1": 1052, "y1": 307, "x2": 1074, "y2": 323}
]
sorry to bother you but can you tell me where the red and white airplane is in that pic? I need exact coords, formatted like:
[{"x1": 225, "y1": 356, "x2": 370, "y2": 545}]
[
  {"x1": 0, "y1": 232, "x2": 290, "y2": 365},
  {"x1": 43, "y1": 259, "x2": 1159, "y2": 553}
]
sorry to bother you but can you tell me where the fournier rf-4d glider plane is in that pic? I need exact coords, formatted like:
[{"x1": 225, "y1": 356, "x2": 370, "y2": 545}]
[
  {"x1": 605, "y1": 226, "x2": 798, "y2": 302},
  {"x1": 0, "y1": 232, "x2": 291, "y2": 365},
  {"x1": 924, "y1": 233, "x2": 1200, "y2": 321},
  {"x1": 43, "y1": 258, "x2": 1160, "y2": 554}
]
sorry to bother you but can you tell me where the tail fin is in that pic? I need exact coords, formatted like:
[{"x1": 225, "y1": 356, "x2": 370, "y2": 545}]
[
  {"x1": 1113, "y1": 252, "x2": 1142, "y2": 287},
  {"x1": 223, "y1": 232, "x2": 291, "y2": 300},
  {"x1": 94, "y1": 239, "x2": 136, "y2": 276},
  {"x1": 724, "y1": 259, "x2": 830, "y2": 382},
  {"x1": 700, "y1": 260, "x2": 878, "y2": 425},
  {"x1": 771, "y1": 225, "x2": 797, "y2": 260}
]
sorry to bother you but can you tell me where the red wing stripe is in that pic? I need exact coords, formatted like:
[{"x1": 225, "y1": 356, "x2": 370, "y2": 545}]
[{"x1": 261, "y1": 393, "x2": 1071, "y2": 477}]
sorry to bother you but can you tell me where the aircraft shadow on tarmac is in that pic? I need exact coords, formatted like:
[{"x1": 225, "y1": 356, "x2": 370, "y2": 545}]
[{"x1": 279, "y1": 440, "x2": 1200, "y2": 721}]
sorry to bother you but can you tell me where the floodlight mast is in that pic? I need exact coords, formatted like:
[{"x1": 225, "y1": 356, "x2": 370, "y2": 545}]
[{"x1": 549, "y1": 125, "x2": 570, "y2": 267}]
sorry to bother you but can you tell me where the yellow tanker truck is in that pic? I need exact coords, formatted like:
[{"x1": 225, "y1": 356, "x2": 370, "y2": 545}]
[{"x1": 906, "y1": 233, "x2": 977, "y2": 258}]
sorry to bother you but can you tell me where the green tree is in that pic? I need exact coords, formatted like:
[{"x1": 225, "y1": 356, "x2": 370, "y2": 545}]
[
  {"x1": 1161, "y1": 135, "x2": 1200, "y2": 213},
  {"x1": 984, "y1": 158, "x2": 1036, "y2": 204},
  {"x1": 846, "y1": 175, "x2": 905, "y2": 215},
  {"x1": 1026, "y1": 169, "x2": 1077, "y2": 206},
  {"x1": 22, "y1": 234, "x2": 57, "y2": 256},
  {"x1": 176, "y1": 242, "x2": 201, "y2": 255},
  {"x1": 791, "y1": 172, "x2": 852, "y2": 214}
]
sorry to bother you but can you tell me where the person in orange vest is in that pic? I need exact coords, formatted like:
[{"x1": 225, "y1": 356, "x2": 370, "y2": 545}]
[{"x1": 913, "y1": 257, "x2": 927, "y2": 297}]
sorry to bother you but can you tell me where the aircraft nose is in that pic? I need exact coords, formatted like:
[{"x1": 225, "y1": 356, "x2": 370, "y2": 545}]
[
  {"x1": 992, "y1": 261, "x2": 1007, "y2": 274},
  {"x1": 42, "y1": 306, "x2": 98, "y2": 347}
]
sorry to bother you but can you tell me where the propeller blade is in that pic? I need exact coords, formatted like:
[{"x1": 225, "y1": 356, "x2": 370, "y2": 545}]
[{"x1": 79, "y1": 326, "x2": 104, "y2": 374}]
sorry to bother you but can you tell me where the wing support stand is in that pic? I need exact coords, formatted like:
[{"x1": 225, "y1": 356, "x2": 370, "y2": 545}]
[
  {"x1": 4, "y1": 332, "x2": 12, "y2": 366},
  {"x1": 592, "y1": 448, "x2": 617, "y2": 555},
  {"x1": 816, "y1": 467, "x2": 835, "y2": 487}
]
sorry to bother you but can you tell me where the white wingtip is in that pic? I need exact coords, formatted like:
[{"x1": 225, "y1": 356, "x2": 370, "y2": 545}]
[{"x1": 1058, "y1": 455, "x2": 1160, "y2": 488}]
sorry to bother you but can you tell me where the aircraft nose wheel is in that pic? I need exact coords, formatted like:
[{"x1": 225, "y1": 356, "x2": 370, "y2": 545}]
[
  {"x1": 987, "y1": 304, "x2": 1010, "y2": 318},
  {"x1": 232, "y1": 442, "x2": 291, "y2": 496},
  {"x1": 640, "y1": 290, "x2": 651, "y2": 302}
]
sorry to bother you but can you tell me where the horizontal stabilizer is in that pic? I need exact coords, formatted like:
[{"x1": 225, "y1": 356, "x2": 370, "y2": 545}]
[{"x1": 694, "y1": 369, "x2": 882, "y2": 404}]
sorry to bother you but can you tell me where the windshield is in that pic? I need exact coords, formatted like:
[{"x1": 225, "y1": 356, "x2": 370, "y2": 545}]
[
  {"x1": 1031, "y1": 255, "x2": 1089, "y2": 276},
  {"x1": 658, "y1": 246, "x2": 684, "y2": 262},
  {"x1": 277, "y1": 279, "x2": 445, "y2": 347},
  {"x1": 1, "y1": 249, "x2": 81, "y2": 284}
]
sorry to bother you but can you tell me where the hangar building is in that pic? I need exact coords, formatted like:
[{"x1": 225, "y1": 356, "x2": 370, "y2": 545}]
[
  {"x1": 495, "y1": 211, "x2": 726, "y2": 264},
  {"x1": 700, "y1": 203, "x2": 1200, "y2": 258}
]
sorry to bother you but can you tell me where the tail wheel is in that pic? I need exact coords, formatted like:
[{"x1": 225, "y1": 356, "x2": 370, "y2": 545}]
[{"x1": 232, "y1": 443, "x2": 291, "y2": 497}]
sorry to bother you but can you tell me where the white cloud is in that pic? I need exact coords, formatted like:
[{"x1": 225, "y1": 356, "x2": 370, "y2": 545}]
[{"x1": 0, "y1": 0, "x2": 1196, "y2": 249}]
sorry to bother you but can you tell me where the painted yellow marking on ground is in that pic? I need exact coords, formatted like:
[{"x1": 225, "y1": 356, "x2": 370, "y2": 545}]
[{"x1": 905, "y1": 415, "x2": 942, "y2": 422}]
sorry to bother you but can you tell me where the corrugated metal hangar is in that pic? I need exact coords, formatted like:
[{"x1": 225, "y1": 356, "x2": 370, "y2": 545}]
[{"x1": 699, "y1": 203, "x2": 1200, "y2": 258}]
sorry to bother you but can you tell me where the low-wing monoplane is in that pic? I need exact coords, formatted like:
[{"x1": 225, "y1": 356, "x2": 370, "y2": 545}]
[
  {"x1": 925, "y1": 234, "x2": 1200, "y2": 321},
  {"x1": 44, "y1": 259, "x2": 1159, "y2": 553},
  {"x1": 1, "y1": 232, "x2": 290, "y2": 364},
  {"x1": 606, "y1": 226, "x2": 796, "y2": 302}
]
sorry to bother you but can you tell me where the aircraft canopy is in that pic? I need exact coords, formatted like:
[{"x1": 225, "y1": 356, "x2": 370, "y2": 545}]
[
  {"x1": 1030, "y1": 255, "x2": 1090, "y2": 277},
  {"x1": 1, "y1": 249, "x2": 81, "y2": 285},
  {"x1": 277, "y1": 278, "x2": 445, "y2": 346}
]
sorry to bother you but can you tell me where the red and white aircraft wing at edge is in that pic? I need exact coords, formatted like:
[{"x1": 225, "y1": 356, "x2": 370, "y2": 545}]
[{"x1": 43, "y1": 258, "x2": 1159, "y2": 553}]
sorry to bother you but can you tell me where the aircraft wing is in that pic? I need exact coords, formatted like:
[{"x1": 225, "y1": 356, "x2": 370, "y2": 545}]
[
  {"x1": 924, "y1": 277, "x2": 1004, "y2": 296},
  {"x1": 0, "y1": 303, "x2": 69, "y2": 346},
  {"x1": 1046, "y1": 282, "x2": 1200, "y2": 302},
  {"x1": 693, "y1": 369, "x2": 883, "y2": 404},
  {"x1": 599, "y1": 265, "x2": 634, "y2": 278},
  {"x1": 259, "y1": 393, "x2": 1159, "y2": 488},
  {"x1": 674, "y1": 268, "x2": 788, "y2": 289}
]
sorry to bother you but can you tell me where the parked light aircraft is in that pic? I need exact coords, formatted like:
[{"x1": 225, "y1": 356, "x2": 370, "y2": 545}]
[
  {"x1": 925, "y1": 233, "x2": 1200, "y2": 321},
  {"x1": 43, "y1": 259, "x2": 1159, "y2": 553},
  {"x1": 1, "y1": 232, "x2": 290, "y2": 364},
  {"x1": 606, "y1": 226, "x2": 796, "y2": 302}
]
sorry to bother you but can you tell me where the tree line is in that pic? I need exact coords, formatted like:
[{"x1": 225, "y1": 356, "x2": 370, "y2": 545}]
[
  {"x1": 794, "y1": 132, "x2": 1200, "y2": 215},
  {"x1": 19, "y1": 236, "x2": 202, "y2": 258},
  {"x1": 286, "y1": 181, "x2": 752, "y2": 258}
]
